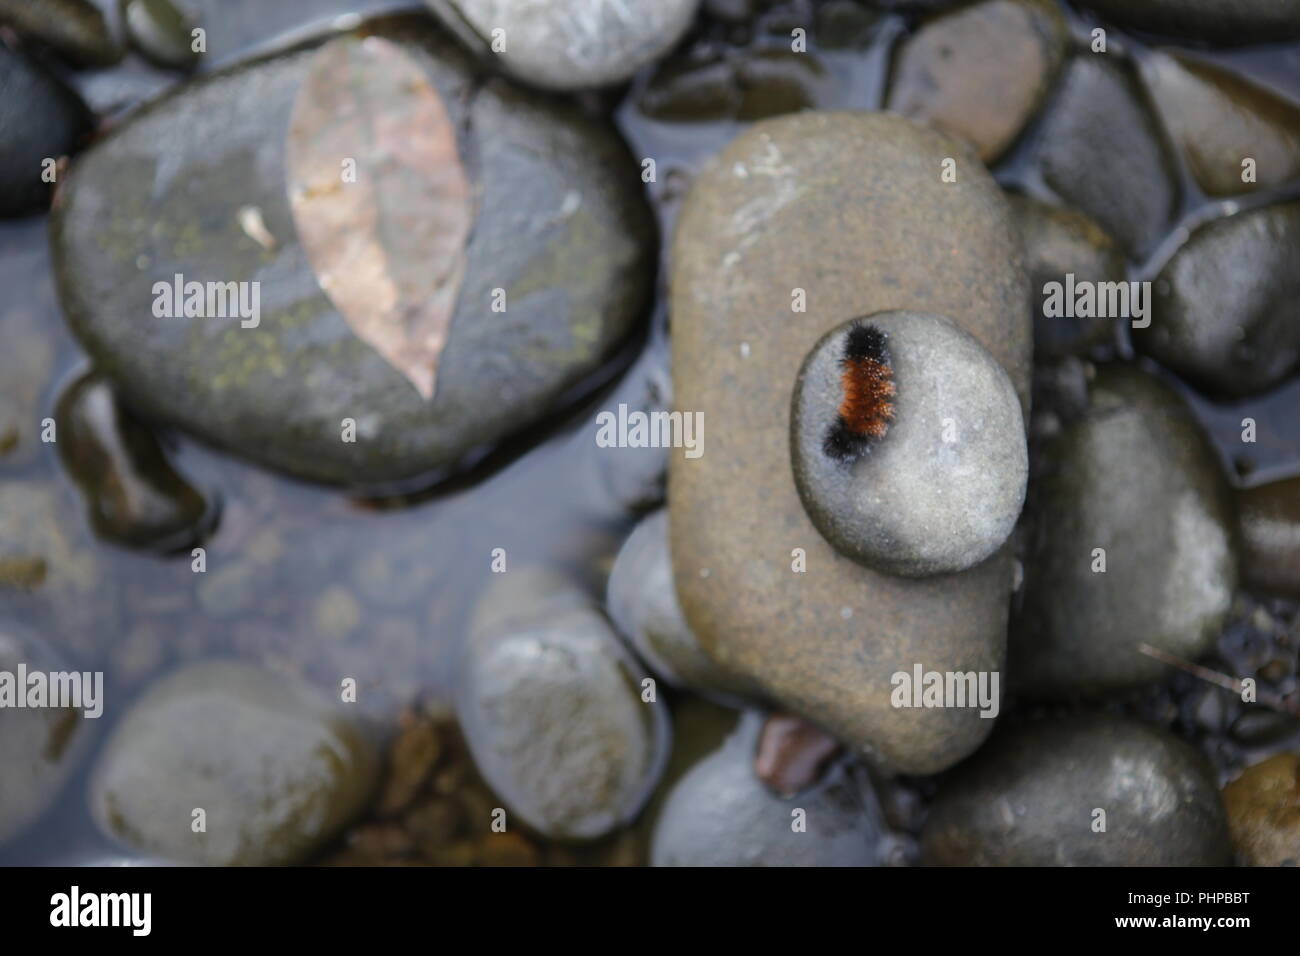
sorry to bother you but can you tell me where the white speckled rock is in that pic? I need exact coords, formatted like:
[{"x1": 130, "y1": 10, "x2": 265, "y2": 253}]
[
  {"x1": 428, "y1": 0, "x2": 699, "y2": 90},
  {"x1": 792, "y1": 311, "x2": 1027, "y2": 577}
]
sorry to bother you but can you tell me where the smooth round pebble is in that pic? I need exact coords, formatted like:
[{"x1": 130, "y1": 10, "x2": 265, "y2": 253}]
[
  {"x1": 91, "y1": 660, "x2": 379, "y2": 866},
  {"x1": 458, "y1": 567, "x2": 670, "y2": 841},
  {"x1": 1222, "y1": 752, "x2": 1300, "y2": 866},
  {"x1": 792, "y1": 311, "x2": 1027, "y2": 577}
]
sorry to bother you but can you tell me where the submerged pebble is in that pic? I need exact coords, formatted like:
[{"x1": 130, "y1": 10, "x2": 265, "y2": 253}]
[
  {"x1": 1072, "y1": 0, "x2": 1300, "y2": 46},
  {"x1": 0, "y1": 0, "x2": 123, "y2": 66},
  {"x1": 791, "y1": 311, "x2": 1027, "y2": 577},
  {"x1": 56, "y1": 372, "x2": 218, "y2": 552},
  {"x1": 922, "y1": 715, "x2": 1233, "y2": 865},
  {"x1": 92, "y1": 659, "x2": 379, "y2": 865},
  {"x1": 458, "y1": 567, "x2": 670, "y2": 841},
  {"x1": 1236, "y1": 474, "x2": 1300, "y2": 599},
  {"x1": 120, "y1": 0, "x2": 202, "y2": 71}
]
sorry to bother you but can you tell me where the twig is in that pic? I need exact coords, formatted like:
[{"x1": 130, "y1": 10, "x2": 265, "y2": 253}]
[{"x1": 1138, "y1": 643, "x2": 1300, "y2": 717}]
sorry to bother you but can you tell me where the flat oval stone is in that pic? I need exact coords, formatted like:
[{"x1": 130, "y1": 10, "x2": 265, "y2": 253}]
[
  {"x1": 91, "y1": 659, "x2": 380, "y2": 865},
  {"x1": 1133, "y1": 201, "x2": 1300, "y2": 398},
  {"x1": 670, "y1": 111, "x2": 1030, "y2": 775},
  {"x1": 51, "y1": 15, "x2": 654, "y2": 487},
  {"x1": 1012, "y1": 365, "x2": 1237, "y2": 696},
  {"x1": 791, "y1": 311, "x2": 1027, "y2": 577},
  {"x1": 922, "y1": 714, "x2": 1233, "y2": 865},
  {"x1": 458, "y1": 567, "x2": 670, "y2": 841}
]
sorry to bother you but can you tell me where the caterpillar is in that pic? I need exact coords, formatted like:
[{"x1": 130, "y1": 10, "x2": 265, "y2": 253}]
[{"x1": 822, "y1": 322, "x2": 896, "y2": 462}]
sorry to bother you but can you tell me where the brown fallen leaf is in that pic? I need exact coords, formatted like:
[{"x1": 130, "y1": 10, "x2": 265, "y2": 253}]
[
  {"x1": 754, "y1": 712, "x2": 843, "y2": 798},
  {"x1": 286, "y1": 35, "x2": 473, "y2": 400}
]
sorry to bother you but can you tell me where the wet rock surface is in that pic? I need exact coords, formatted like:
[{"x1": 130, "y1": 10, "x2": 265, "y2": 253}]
[
  {"x1": 121, "y1": 0, "x2": 202, "y2": 70},
  {"x1": 91, "y1": 659, "x2": 379, "y2": 865},
  {"x1": 0, "y1": 0, "x2": 124, "y2": 66},
  {"x1": 55, "y1": 372, "x2": 218, "y2": 551},
  {"x1": 1222, "y1": 752, "x2": 1300, "y2": 866},
  {"x1": 1134, "y1": 201, "x2": 1300, "y2": 399},
  {"x1": 886, "y1": 0, "x2": 1066, "y2": 163},
  {"x1": 651, "y1": 712, "x2": 882, "y2": 866},
  {"x1": 1013, "y1": 365, "x2": 1237, "y2": 697},
  {"x1": 1073, "y1": 0, "x2": 1300, "y2": 46},
  {"x1": 792, "y1": 311, "x2": 1026, "y2": 577},
  {"x1": 0, "y1": 42, "x2": 92, "y2": 218},
  {"x1": 458, "y1": 568, "x2": 670, "y2": 841},
  {"x1": 922, "y1": 714, "x2": 1234, "y2": 865},
  {"x1": 607, "y1": 509, "x2": 756, "y2": 701},
  {"x1": 51, "y1": 15, "x2": 654, "y2": 487},
  {"x1": 1008, "y1": 194, "x2": 1125, "y2": 359},
  {"x1": 427, "y1": 0, "x2": 700, "y2": 91},
  {"x1": 1037, "y1": 56, "x2": 1180, "y2": 257},
  {"x1": 1145, "y1": 51, "x2": 1300, "y2": 198},
  {"x1": 671, "y1": 111, "x2": 1028, "y2": 775}
]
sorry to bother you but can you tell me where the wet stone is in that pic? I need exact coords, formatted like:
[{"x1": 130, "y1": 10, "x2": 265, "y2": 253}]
[
  {"x1": 1236, "y1": 474, "x2": 1300, "y2": 599},
  {"x1": 121, "y1": 0, "x2": 202, "y2": 71},
  {"x1": 1008, "y1": 194, "x2": 1125, "y2": 359},
  {"x1": 0, "y1": 0, "x2": 124, "y2": 66},
  {"x1": 886, "y1": 0, "x2": 1067, "y2": 163},
  {"x1": 0, "y1": 622, "x2": 88, "y2": 847},
  {"x1": 791, "y1": 311, "x2": 1027, "y2": 578},
  {"x1": 670, "y1": 111, "x2": 1029, "y2": 774},
  {"x1": 51, "y1": 15, "x2": 655, "y2": 487},
  {"x1": 1072, "y1": 0, "x2": 1300, "y2": 47},
  {"x1": 426, "y1": 0, "x2": 700, "y2": 91},
  {"x1": 1222, "y1": 752, "x2": 1300, "y2": 866},
  {"x1": 1037, "y1": 56, "x2": 1180, "y2": 258},
  {"x1": 1012, "y1": 365, "x2": 1237, "y2": 697},
  {"x1": 1133, "y1": 201, "x2": 1300, "y2": 399},
  {"x1": 923, "y1": 715, "x2": 1233, "y2": 865},
  {"x1": 651, "y1": 712, "x2": 883, "y2": 866},
  {"x1": 0, "y1": 42, "x2": 92, "y2": 218},
  {"x1": 91, "y1": 659, "x2": 380, "y2": 866},
  {"x1": 458, "y1": 567, "x2": 670, "y2": 841},
  {"x1": 56, "y1": 372, "x2": 219, "y2": 552}
]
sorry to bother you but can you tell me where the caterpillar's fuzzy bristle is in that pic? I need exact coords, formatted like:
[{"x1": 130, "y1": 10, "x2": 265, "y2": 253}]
[{"x1": 823, "y1": 322, "x2": 895, "y2": 462}]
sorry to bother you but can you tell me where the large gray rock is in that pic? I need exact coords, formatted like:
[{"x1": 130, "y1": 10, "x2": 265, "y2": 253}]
[
  {"x1": 670, "y1": 111, "x2": 1030, "y2": 775},
  {"x1": 1073, "y1": 0, "x2": 1300, "y2": 46},
  {"x1": 1037, "y1": 56, "x2": 1180, "y2": 257},
  {"x1": 791, "y1": 312, "x2": 1027, "y2": 577},
  {"x1": 1133, "y1": 202, "x2": 1300, "y2": 399},
  {"x1": 1012, "y1": 365, "x2": 1237, "y2": 697},
  {"x1": 427, "y1": 0, "x2": 699, "y2": 91},
  {"x1": 458, "y1": 567, "x2": 670, "y2": 841},
  {"x1": 51, "y1": 14, "x2": 654, "y2": 487},
  {"x1": 91, "y1": 660, "x2": 380, "y2": 865},
  {"x1": 0, "y1": 43, "x2": 91, "y2": 218},
  {"x1": 922, "y1": 715, "x2": 1233, "y2": 866},
  {"x1": 651, "y1": 712, "x2": 883, "y2": 866}
]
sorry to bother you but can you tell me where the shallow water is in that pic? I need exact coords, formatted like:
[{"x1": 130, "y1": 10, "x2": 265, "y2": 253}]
[{"x1": 2, "y1": 0, "x2": 1299, "y2": 865}]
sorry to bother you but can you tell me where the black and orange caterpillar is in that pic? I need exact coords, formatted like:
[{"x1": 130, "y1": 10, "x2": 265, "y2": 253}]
[{"x1": 822, "y1": 322, "x2": 896, "y2": 462}]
